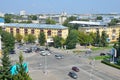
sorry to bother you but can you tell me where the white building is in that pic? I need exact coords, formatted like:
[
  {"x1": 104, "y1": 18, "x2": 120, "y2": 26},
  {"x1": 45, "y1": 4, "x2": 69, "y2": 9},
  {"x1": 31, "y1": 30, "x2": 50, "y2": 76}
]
[{"x1": 20, "y1": 10, "x2": 26, "y2": 16}]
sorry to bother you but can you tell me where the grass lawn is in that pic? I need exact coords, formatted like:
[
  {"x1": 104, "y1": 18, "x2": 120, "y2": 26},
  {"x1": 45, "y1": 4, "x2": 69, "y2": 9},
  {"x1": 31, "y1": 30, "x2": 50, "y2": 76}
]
[
  {"x1": 93, "y1": 55, "x2": 111, "y2": 60},
  {"x1": 91, "y1": 46, "x2": 113, "y2": 51}
]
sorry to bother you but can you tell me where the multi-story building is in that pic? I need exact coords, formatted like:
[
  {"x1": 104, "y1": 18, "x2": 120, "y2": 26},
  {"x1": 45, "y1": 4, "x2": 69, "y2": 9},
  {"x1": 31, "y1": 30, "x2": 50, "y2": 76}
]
[
  {"x1": 79, "y1": 26, "x2": 120, "y2": 42},
  {"x1": 2, "y1": 23, "x2": 68, "y2": 43}
]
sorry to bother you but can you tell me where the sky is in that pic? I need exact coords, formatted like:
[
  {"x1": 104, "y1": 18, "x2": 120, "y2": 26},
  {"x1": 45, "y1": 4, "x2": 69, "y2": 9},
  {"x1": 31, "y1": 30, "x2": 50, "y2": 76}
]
[{"x1": 0, "y1": 0, "x2": 120, "y2": 14}]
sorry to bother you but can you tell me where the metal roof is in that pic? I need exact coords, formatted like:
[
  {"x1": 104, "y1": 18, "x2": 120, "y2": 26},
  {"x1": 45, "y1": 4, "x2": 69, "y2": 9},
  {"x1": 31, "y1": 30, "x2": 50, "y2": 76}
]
[
  {"x1": 4, "y1": 23, "x2": 68, "y2": 29},
  {"x1": 69, "y1": 21, "x2": 107, "y2": 26},
  {"x1": 0, "y1": 18, "x2": 5, "y2": 23}
]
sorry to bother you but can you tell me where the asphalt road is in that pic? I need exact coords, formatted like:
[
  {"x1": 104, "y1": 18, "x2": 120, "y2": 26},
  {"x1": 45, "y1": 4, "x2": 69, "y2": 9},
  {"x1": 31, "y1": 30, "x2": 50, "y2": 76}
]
[{"x1": 8, "y1": 44, "x2": 120, "y2": 80}]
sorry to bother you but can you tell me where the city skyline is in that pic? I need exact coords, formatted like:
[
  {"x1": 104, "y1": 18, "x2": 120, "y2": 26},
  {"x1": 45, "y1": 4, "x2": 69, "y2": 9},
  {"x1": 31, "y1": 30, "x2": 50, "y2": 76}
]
[{"x1": 0, "y1": 0, "x2": 120, "y2": 14}]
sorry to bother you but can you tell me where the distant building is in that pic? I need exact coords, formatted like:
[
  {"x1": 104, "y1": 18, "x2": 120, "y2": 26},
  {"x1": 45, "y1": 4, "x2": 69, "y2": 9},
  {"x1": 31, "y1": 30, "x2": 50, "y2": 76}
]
[
  {"x1": 0, "y1": 12, "x2": 4, "y2": 17},
  {"x1": 0, "y1": 18, "x2": 4, "y2": 26},
  {"x1": 20, "y1": 10, "x2": 26, "y2": 16},
  {"x1": 69, "y1": 21, "x2": 107, "y2": 27}
]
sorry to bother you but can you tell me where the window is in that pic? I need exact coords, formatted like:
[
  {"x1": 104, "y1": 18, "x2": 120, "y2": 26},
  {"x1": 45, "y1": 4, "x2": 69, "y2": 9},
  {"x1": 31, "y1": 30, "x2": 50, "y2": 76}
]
[
  {"x1": 10, "y1": 28, "x2": 13, "y2": 33},
  {"x1": 47, "y1": 30, "x2": 51, "y2": 36},
  {"x1": 24, "y1": 28, "x2": 28, "y2": 34},
  {"x1": 40, "y1": 29, "x2": 44, "y2": 32},
  {"x1": 57, "y1": 29, "x2": 62, "y2": 37},
  {"x1": 16, "y1": 28, "x2": 19, "y2": 33},
  {"x1": 31, "y1": 29, "x2": 34, "y2": 34},
  {"x1": 112, "y1": 29, "x2": 116, "y2": 33}
]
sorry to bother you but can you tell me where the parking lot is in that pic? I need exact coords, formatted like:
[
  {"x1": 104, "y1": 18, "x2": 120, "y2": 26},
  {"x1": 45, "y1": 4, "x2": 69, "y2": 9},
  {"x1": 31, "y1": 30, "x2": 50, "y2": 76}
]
[{"x1": 8, "y1": 43, "x2": 120, "y2": 80}]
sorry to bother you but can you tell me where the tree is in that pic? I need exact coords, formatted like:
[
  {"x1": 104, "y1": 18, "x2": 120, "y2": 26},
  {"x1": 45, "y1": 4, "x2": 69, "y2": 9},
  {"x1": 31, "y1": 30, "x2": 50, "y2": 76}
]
[
  {"x1": 108, "y1": 19, "x2": 119, "y2": 26},
  {"x1": 1, "y1": 31, "x2": 15, "y2": 52},
  {"x1": 0, "y1": 49, "x2": 12, "y2": 80},
  {"x1": 96, "y1": 16, "x2": 103, "y2": 20},
  {"x1": 15, "y1": 33, "x2": 23, "y2": 42},
  {"x1": 12, "y1": 53, "x2": 32, "y2": 80},
  {"x1": 94, "y1": 30, "x2": 101, "y2": 46},
  {"x1": 53, "y1": 36, "x2": 62, "y2": 48},
  {"x1": 4, "y1": 14, "x2": 12, "y2": 23},
  {"x1": 65, "y1": 30, "x2": 78, "y2": 49},
  {"x1": 101, "y1": 31, "x2": 108, "y2": 47},
  {"x1": 78, "y1": 32, "x2": 93, "y2": 46},
  {"x1": 38, "y1": 32, "x2": 46, "y2": 46},
  {"x1": 23, "y1": 35, "x2": 28, "y2": 43},
  {"x1": 27, "y1": 34, "x2": 36, "y2": 43},
  {"x1": 46, "y1": 18, "x2": 56, "y2": 24}
]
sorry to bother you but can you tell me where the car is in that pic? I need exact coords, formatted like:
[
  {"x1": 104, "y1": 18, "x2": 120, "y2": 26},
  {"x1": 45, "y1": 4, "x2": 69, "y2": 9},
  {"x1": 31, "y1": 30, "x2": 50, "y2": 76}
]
[
  {"x1": 40, "y1": 51, "x2": 51, "y2": 56},
  {"x1": 68, "y1": 72, "x2": 78, "y2": 79},
  {"x1": 40, "y1": 51, "x2": 46, "y2": 56},
  {"x1": 72, "y1": 66, "x2": 79, "y2": 72},
  {"x1": 100, "y1": 53, "x2": 106, "y2": 56},
  {"x1": 55, "y1": 54, "x2": 64, "y2": 59},
  {"x1": 9, "y1": 50, "x2": 16, "y2": 54},
  {"x1": 23, "y1": 49, "x2": 32, "y2": 53}
]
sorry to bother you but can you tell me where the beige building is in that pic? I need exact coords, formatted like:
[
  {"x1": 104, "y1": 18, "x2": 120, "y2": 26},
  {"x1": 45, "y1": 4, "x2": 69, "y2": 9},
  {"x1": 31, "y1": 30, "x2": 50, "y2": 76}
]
[
  {"x1": 79, "y1": 26, "x2": 120, "y2": 42},
  {"x1": 3, "y1": 23, "x2": 68, "y2": 43}
]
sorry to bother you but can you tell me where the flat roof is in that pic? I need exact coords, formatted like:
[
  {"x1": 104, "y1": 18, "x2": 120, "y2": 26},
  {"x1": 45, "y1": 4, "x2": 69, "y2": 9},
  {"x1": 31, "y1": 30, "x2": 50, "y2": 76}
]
[
  {"x1": 0, "y1": 18, "x2": 5, "y2": 23},
  {"x1": 4, "y1": 23, "x2": 68, "y2": 29}
]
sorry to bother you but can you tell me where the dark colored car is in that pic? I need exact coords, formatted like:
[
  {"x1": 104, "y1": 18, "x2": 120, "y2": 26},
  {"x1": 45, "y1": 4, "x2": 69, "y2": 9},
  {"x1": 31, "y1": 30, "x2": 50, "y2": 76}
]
[
  {"x1": 55, "y1": 54, "x2": 64, "y2": 59},
  {"x1": 72, "y1": 66, "x2": 80, "y2": 72},
  {"x1": 68, "y1": 72, "x2": 78, "y2": 79},
  {"x1": 100, "y1": 53, "x2": 106, "y2": 56},
  {"x1": 9, "y1": 50, "x2": 16, "y2": 54},
  {"x1": 24, "y1": 49, "x2": 32, "y2": 53}
]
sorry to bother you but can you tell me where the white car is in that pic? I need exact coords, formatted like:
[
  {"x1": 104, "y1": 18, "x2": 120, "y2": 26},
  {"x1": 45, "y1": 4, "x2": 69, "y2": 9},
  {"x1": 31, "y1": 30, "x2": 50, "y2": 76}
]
[{"x1": 40, "y1": 51, "x2": 50, "y2": 56}]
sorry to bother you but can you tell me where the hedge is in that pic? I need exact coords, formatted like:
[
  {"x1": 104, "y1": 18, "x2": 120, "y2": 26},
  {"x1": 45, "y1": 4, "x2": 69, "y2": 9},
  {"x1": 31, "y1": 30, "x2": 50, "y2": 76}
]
[{"x1": 101, "y1": 60, "x2": 120, "y2": 69}]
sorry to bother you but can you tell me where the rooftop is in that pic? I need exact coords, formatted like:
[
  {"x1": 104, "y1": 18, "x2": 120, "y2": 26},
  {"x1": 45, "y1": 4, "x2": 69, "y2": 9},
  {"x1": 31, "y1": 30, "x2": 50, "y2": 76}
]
[
  {"x1": 0, "y1": 18, "x2": 4, "y2": 23},
  {"x1": 4, "y1": 23, "x2": 68, "y2": 29},
  {"x1": 69, "y1": 21, "x2": 107, "y2": 26}
]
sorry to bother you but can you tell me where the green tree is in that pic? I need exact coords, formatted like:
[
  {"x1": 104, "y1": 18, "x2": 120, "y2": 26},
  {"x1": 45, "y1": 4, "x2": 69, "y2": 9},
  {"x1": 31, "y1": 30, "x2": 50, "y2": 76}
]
[
  {"x1": 23, "y1": 35, "x2": 28, "y2": 43},
  {"x1": 96, "y1": 16, "x2": 103, "y2": 20},
  {"x1": 101, "y1": 31, "x2": 108, "y2": 47},
  {"x1": 46, "y1": 18, "x2": 56, "y2": 24},
  {"x1": 108, "y1": 19, "x2": 119, "y2": 26},
  {"x1": 53, "y1": 36, "x2": 62, "y2": 48},
  {"x1": 27, "y1": 34, "x2": 36, "y2": 43},
  {"x1": 15, "y1": 33, "x2": 23, "y2": 42},
  {"x1": 65, "y1": 30, "x2": 78, "y2": 49},
  {"x1": 1, "y1": 31, "x2": 15, "y2": 52},
  {"x1": 89, "y1": 32, "x2": 96, "y2": 45},
  {"x1": 38, "y1": 32, "x2": 46, "y2": 46},
  {"x1": 4, "y1": 14, "x2": 12, "y2": 23},
  {"x1": 94, "y1": 30, "x2": 101, "y2": 46},
  {"x1": 78, "y1": 32, "x2": 93, "y2": 46},
  {"x1": 0, "y1": 50, "x2": 12, "y2": 80},
  {"x1": 12, "y1": 53, "x2": 32, "y2": 80}
]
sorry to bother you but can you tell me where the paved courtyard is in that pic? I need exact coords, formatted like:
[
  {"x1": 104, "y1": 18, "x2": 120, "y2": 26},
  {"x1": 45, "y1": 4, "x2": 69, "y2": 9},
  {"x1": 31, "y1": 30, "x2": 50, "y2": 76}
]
[{"x1": 7, "y1": 44, "x2": 120, "y2": 80}]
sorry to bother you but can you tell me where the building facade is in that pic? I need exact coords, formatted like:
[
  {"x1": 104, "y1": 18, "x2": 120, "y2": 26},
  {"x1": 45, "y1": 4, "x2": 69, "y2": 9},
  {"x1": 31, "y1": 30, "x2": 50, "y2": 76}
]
[
  {"x1": 3, "y1": 23, "x2": 68, "y2": 43},
  {"x1": 79, "y1": 26, "x2": 120, "y2": 42}
]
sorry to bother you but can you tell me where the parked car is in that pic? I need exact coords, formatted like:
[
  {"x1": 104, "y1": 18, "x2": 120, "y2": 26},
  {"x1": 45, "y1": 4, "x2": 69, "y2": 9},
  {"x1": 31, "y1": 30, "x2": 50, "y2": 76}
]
[
  {"x1": 68, "y1": 72, "x2": 78, "y2": 79},
  {"x1": 23, "y1": 49, "x2": 32, "y2": 53},
  {"x1": 40, "y1": 51, "x2": 51, "y2": 56},
  {"x1": 55, "y1": 54, "x2": 64, "y2": 59},
  {"x1": 100, "y1": 53, "x2": 106, "y2": 56},
  {"x1": 9, "y1": 50, "x2": 16, "y2": 54},
  {"x1": 72, "y1": 66, "x2": 80, "y2": 72},
  {"x1": 40, "y1": 51, "x2": 46, "y2": 56}
]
